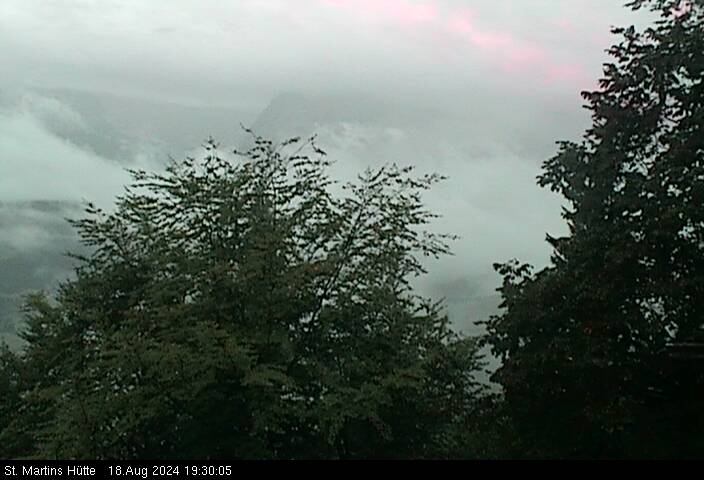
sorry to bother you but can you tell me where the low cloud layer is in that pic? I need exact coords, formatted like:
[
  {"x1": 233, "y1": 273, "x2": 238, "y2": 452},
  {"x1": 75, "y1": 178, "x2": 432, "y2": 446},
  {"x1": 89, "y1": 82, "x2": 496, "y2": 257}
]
[{"x1": 0, "y1": 108, "x2": 131, "y2": 206}]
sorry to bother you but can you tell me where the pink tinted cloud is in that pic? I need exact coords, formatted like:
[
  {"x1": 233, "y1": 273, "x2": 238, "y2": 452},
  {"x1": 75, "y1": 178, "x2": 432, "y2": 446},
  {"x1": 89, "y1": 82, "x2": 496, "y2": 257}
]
[
  {"x1": 319, "y1": 0, "x2": 592, "y2": 89},
  {"x1": 553, "y1": 18, "x2": 574, "y2": 31},
  {"x1": 672, "y1": 0, "x2": 692, "y2": 17},
  {"x1": 445, "y1": 9, "x2": 592, "y2": 88}
]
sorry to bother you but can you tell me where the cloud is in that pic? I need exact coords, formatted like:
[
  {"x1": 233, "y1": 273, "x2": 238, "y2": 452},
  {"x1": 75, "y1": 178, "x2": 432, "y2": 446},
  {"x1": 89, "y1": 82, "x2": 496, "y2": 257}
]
[
  {"x1": 0, "y1": 96, "x2": 147, "y2": 337},
  {"x1": 0, "y1": 0, "x2": 639, "y2": 107},
  {"x1": 0, "y1": 0, "x2": 656, "y2": 335},
  {"x1": 311, "y1": 117, "x2": 567, "y2": 298},
  {"x1": 320, "y1": 0, "x2": 439, "y2": 24},
  {"x1": 315, "y1": 0, "x2": 618, "y2": 93},
  {"x1": 0, "y1": 100, "x2": 133, "y2": 207}
]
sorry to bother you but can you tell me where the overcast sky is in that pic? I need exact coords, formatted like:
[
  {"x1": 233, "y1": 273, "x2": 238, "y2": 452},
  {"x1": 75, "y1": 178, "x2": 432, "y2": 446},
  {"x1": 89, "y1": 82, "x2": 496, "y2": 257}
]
[
  {"x1": 0, "y1": 0, "x2": 645, "y2": 106},
  {"x1": 0, "y1": 0, "x2": 653, "y2": 335}
]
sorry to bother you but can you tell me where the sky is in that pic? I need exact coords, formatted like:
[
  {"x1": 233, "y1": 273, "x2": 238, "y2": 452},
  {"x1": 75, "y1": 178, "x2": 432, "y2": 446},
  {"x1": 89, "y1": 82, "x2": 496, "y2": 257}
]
[
  {"x1": 0, "y1": 0, "x2": 654, "y2": 339},
  {"x1": 0, "y1": 0, "x2": 642, "y2": 105}
]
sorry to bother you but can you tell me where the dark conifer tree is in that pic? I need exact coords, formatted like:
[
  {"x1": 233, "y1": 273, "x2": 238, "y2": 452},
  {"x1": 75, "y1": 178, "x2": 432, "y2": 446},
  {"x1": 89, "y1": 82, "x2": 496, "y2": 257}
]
[{"x1": 486, "y1": 0, "x2": 704, "y2": 458}]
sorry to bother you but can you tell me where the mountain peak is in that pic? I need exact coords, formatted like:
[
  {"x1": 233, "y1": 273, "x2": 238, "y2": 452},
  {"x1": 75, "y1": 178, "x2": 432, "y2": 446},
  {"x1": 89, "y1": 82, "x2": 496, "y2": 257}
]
[{"x1": 249, "y1": 92, "x2": 319, "y2": 142}]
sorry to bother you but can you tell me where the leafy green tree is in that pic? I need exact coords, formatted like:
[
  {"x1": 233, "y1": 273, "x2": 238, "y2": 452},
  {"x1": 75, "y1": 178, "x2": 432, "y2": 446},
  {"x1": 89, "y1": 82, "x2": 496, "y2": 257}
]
[
  {"x1": 1, "y1": 133, "x2": 484, "y2": 459},
  {"x1": 485, "y1": 0, "x2": 704, "y2": 458}
]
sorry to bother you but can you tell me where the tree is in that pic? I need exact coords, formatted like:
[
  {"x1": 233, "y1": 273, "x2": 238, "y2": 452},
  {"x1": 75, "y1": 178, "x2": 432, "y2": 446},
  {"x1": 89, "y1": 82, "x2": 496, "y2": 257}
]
[
  {"x1": 0, "y1": 344, "x2": 21, "y2": 445},
  {"x1": 485, "y1": 0, "x2": 704, "y2": 458},
  {"x1": 1, "y1": 132, "x2": 485, "y2": 459}
]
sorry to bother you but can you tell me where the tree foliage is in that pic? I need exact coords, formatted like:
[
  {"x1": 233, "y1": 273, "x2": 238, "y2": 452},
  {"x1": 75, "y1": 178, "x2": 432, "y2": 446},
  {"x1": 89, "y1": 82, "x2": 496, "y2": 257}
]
[
  {"x1": 0, "y1": 133, "x2": 484, "y2": 459},
  {"x1": 486, "y1": 0, "x2": 704, "y2": 458}
]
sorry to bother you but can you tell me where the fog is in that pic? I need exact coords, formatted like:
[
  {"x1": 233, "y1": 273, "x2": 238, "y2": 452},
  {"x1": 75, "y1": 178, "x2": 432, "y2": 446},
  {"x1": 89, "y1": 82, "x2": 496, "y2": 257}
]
[{"x1": 0, "y1": 1, "x2": 652, "y2": 345}]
